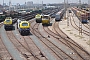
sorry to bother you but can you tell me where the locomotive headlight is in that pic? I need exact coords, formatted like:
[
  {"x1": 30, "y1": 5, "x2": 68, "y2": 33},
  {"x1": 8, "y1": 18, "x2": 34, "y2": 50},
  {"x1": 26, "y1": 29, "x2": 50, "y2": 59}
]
[{"x1": 26, "y1": 28, "x2": 30, "y2": 30}]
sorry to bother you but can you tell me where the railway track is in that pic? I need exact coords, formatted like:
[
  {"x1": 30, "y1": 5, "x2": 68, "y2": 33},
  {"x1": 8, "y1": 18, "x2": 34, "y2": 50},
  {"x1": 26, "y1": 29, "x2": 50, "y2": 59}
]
[
  {"x1": 42, "y1": 20, "x2": 90, "y2": 60},
  {"x1": 1, "y1": 8, "x2": 90, "y2": 60},
  {"x1": 27, "y1": 9, "x2": 89, "y2": 60},
  {"x1": 0, "y1": 15, "x2": 35, "y2": 60},
  {"x1": 6, "y1": 31, "x2": 35, "y2": 60},
  {"x1": 30, "y1": 19, "x2": 90, "y2": 60},
  {"x1": 53, "y1": 22, "x2": 90, "y2": 60},
  {"x1": 22, "y1": 36, "x2": 47, "y2": 60},
  {"x1": 71, "y1": 9, "x2": 90, "y2": 36},
  {"x1": 0, "y1": 22, "x2": 13, "y2": 60},
  {"x1": 0, "y1": 36, "x2": 13, "y2": 60},
  {"x1": 14, "y1": 26, "x2": 47, "y2": 60},
  {"x1": 5, "y1": 24, "x2": 48, "y2": 60},
  {"x1": 55, "y1": 10, "x2": 90, "y2": 59},
  {"x1": 83, "y1": 23, "x2": 89, "y2": 29},
  {"x1": 70, "y1": 12, "x2": 90, "y2": 36},
  {"x1": 0, "y1": 8, "x2": 59, "y2": 60},
  {"x1": 30, "y1": 21, "x2": 62, "y2": 60}
]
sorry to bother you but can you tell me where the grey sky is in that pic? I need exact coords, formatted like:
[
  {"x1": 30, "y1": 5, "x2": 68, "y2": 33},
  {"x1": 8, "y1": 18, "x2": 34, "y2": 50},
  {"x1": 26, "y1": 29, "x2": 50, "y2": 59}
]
[{"x1": 0, "y1": 0, "x2": 88, "y2": 5}]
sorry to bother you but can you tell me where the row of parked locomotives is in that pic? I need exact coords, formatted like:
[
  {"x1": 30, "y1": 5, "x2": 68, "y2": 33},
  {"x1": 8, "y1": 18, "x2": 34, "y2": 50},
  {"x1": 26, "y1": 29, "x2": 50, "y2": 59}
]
[
  {"x1": 72, "y1": 7, "x2": 90, "y2": 23},
  {"x1": 3, "y1": 17, "x2": 14, "y2": 30},
  {"x1": 17, "y1": 19, "x2": 30, "y2": 35},
  {"x1": 55, "y1": 8, "x2": 65, "y2": 21},
  {"x1": 35, "y1": 8, "x2": 59, "y2": 23},
  {"x1": 35, "y1": 14, "x2": 51, "y2": 25}
]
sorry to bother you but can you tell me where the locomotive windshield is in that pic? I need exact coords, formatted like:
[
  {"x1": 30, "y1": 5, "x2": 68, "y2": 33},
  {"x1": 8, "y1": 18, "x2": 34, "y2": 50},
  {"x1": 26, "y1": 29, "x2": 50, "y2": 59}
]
[
  {"x1": 22, "y1": 23, "x2": 28, "y2": 26},
  {"x1": 42, "y1": 16, "x2": 49, "y2": 19},
  {"x1": 55, "y1": 15, "x2": 60, "y2": 18},
  {"x1": 6, "y1": 20, "x2": 10, "y2": 22}
]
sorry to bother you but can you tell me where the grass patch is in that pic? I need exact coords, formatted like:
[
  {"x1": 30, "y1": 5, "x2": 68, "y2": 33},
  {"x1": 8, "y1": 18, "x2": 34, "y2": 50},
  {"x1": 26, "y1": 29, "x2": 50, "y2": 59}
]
[
  {"x1": 66, "y1": 30, "x2": 71, "y2": 31},
  {"x1": 73, "y1": 34, "x2": 85, "y2": 38},
  {"x1": 78, "y1": 35, "x2": 85, "y2": 39},
  {"x1": 74, "y1": 34, "x2": 78, "y2": 37},
  {"x1": 70, "y1": 32, "x2": 73, "y2": 34}
]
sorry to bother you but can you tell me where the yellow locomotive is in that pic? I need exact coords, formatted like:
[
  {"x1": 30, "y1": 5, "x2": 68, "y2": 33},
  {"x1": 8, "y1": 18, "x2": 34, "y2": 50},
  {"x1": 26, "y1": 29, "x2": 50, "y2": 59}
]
[
  {"x1": 35, "y1": 14, "x2": 42, "y2": 23},
  {"x1": 18, "y1": 21, "x2": 30, "y2": 35},
  {"x1": 4, "y1": 17, "x2": 13, "y2": 30},
  {"x1": 42, "y1": 15, "x2": 50, "y2": 25}
]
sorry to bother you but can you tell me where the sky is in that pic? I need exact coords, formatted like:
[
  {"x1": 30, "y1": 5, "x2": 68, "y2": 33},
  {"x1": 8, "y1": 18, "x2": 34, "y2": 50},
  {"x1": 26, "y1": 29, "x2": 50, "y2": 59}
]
[{"x1": 0, "y1": 0, "x2": 89, "y2": 5}]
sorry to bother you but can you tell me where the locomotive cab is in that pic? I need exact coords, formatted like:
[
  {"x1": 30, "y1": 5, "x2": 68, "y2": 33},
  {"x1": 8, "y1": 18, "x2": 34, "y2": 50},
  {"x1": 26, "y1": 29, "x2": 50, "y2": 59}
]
[
  {"x1": 55, "y1": 14, "x2": 60, "y2": 21},
  {"x1": 42, "y1": 15, "x2": 50, "y2": 25},
  {"x1": 4, "y1": 17, "x2": 13, "y2": 30},
  {"x1": 19, "y1": 21, "x2": 30, "y2": 35},
  {"x1": 35, "y1": 14, "x2": 42, "y2": 23}
]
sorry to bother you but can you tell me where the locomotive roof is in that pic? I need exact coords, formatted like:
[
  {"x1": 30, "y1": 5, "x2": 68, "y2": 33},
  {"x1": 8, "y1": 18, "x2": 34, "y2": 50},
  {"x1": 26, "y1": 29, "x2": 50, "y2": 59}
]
[
  {"x1": 20, "y1": 21, "x2": 29, "y2": 23},
  {"x1": 42, "y1": 15, "x2": 50, "y2": 16}
]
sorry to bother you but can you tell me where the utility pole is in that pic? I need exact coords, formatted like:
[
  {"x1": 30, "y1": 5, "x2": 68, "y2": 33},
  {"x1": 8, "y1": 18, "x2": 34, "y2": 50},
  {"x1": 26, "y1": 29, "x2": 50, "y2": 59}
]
[
  {"x1": 3, "y1": 0, "x2": 4, "y2": 6},
  {"x1": 42, "y1": 1, "x2": 43, "y2": 10},
  {"x1": 9, "y1": 0, "x2": 12, "y2": 17},
  {"x1": 3, "y1": 0, "x2": 4, "y2": 9},
  {"x1": 79, "y1": 0, "x2": 82, "y2": 35},
  {"x1": 89, "y1": 15, "x2": 90, "y2": 41},
  {"x1": 88, "y1": 0, "x2": 89, "y2": 5},
  {"x1": 67, "y1": 0, "x2": 69, "y2": 26},
  {"x1": 9, "y1": 0, "x2": 11, "y2": 11},
  {"x1": 64, "y1": 0, "x2": 66, "y2": 20},
  {"x1": 88, "y1": 0, "x2": 90, "y2": 41},
  {"x1": 67, "y1": 0, "x2": 68, "y2": 8},
  {"x1": 25, "y1": 0, "x2": 27, "y2": 9}
]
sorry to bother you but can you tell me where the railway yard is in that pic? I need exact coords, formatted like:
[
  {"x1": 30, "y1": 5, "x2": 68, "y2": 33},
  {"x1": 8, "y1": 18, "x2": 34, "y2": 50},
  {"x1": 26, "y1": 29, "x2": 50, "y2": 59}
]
[{"x1": 0, "y1": 7, "x2": 90, "y2": 60}]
